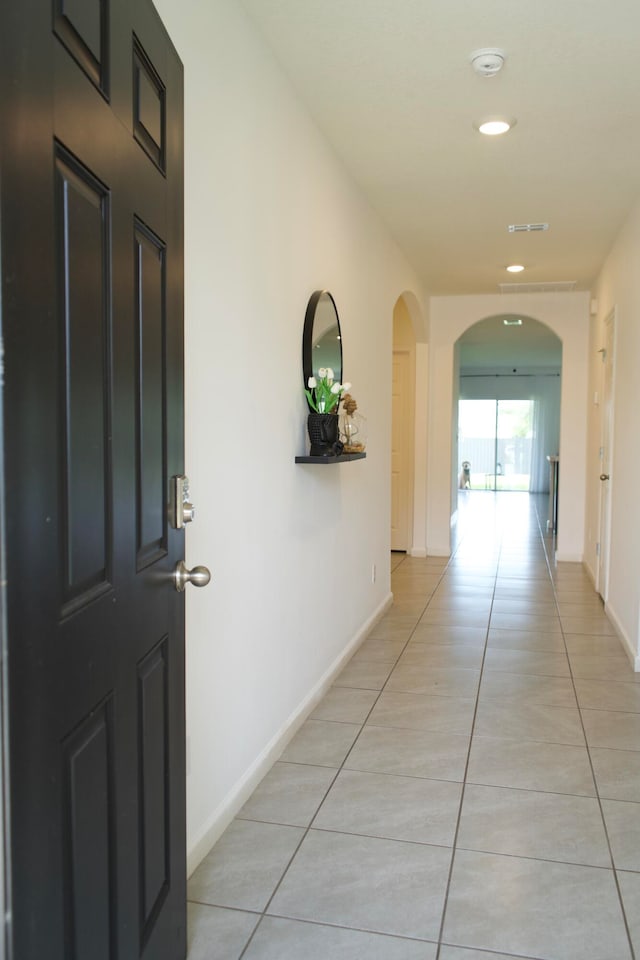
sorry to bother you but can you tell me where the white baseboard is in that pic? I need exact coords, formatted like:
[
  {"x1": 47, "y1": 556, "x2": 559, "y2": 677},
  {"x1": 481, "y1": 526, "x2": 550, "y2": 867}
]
[
  {"x1": 604, "y1": 600, "x2": 639, "y2": 673},
  {"x1": 555, "y1": 552, "x2": 584, "y2": 563},
  {"x1": 567, "y1": 566, "x2": 638, "y2": 673},
  {"x1": 186, "y1": 590, "x2": 394, "y2": 877},
  {"x1": 583, "y1": 559, "x2": 597, "y2": 589},
  {"x1": 409, "y1": 547, "x2": 427, "y2": 558},
  {"x1": 426, "y1": 546, "x2": 451, "y2": 557}
]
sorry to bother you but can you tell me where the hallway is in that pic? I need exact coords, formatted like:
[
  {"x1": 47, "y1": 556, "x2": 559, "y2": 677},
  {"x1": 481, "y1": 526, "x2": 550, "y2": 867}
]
[{"x1": 187, "y1": 493, "x2": 639, "y2": 959}]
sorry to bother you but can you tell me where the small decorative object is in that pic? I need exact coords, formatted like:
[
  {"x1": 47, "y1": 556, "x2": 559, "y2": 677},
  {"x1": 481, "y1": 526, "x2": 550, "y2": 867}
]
[
  {"x1": 305, "y1": 367, "x2": 351, "y2": 456},
  {"x1": 339, "y1": 393, "x2": 367, "y2": 453},
  {"x1": 307, "y1": 411, "x2": 340, "y2": 456}
]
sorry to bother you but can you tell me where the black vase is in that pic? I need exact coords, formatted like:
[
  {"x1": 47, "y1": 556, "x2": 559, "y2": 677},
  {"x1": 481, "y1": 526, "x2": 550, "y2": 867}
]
[{"x1": 307, "y1": 412, "x2": 343, "y2": 457}]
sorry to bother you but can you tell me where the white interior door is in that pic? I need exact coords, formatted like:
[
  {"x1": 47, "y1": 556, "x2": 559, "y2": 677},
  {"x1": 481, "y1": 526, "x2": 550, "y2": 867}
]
[
  {"x1": 597, "y1": 310, "x2": 615, "y2": 600},
  {"x1": 391, "y1": 351, "x2": 412, "y2": 551}
]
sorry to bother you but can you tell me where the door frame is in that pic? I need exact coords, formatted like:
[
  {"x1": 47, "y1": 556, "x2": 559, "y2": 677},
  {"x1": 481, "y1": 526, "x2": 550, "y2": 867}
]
[
  {"x1": 391, "y1": 348, "x2": 415, "y2": 552},
  {"x1": 596, "y1": 307, "x2": 616, "y2": 601},
  {"x1": 0, "y1": 340, "x2": 9, "y2": 960}
]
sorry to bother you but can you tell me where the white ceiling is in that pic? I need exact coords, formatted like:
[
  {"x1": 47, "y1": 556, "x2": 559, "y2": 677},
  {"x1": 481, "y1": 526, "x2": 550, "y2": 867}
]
[{"x1": 241, "y1": 0, "x2": 640, "y2": 296}]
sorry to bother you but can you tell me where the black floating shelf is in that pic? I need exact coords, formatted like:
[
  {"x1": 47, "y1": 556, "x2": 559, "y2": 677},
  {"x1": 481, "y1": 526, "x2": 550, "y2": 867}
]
[{"x1": 295, "y1": 453, "x2": 367, "y2": 464}]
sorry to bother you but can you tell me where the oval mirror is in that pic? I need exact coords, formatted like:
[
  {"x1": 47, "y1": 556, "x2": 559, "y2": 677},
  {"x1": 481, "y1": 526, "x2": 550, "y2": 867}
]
[{"x1": 302, "y1": 290, "x2": 343, "y2": 388}]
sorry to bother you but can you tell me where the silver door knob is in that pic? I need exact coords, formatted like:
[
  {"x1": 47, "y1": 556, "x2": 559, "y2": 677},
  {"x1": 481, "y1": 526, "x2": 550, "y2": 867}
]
[
  {"x1": 600, "y1": 473, "x2": 610, "y2": 481},
  {"x1": 174, "y1": 560, "x2": 211, "y2": 592}
]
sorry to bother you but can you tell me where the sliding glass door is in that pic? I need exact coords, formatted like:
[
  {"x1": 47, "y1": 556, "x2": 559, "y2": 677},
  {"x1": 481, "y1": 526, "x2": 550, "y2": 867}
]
[{"x1": 458, "y1": 399, "x2": 534, "y2": 491}]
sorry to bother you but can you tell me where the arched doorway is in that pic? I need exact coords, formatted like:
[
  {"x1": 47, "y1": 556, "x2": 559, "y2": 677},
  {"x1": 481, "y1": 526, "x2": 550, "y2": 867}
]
[
  {"x1": 425, "y1": 293, "x2": 590, "y2": 560},
  {"x1": 455, "y1": 315, "x2": 562, "y2": 502}
]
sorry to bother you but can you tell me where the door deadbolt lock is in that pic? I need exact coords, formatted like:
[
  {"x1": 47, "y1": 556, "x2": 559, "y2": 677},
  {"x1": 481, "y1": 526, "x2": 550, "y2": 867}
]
[{"x1": 170, "y1": 475, "x2": 195, "y2": 528}]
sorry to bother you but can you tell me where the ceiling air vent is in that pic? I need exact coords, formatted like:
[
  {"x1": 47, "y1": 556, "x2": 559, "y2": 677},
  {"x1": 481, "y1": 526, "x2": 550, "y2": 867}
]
[
  {"x1": 508, "y1": 223, "x2": 549, "y2": 233},
  {"x1": 499, "y1": 281, "x2": 576, "y2": 294}
]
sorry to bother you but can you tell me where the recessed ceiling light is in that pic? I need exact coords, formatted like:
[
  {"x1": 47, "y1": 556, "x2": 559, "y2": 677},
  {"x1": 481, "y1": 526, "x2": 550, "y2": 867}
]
[
  {"x1": 476, "y1": 118, "x2": 515, "y2": 136},
  {"x1": 506, "y1": 264, "x2": 525, "y2": 273}
]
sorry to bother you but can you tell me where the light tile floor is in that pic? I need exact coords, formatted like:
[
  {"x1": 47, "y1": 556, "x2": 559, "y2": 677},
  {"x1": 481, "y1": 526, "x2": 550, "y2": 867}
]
[{"x1": 187, "y1": 492, "x2": 639, "y2": 960}]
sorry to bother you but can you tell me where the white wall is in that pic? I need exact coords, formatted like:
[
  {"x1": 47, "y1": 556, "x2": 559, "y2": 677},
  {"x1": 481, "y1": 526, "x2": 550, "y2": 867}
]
[
  {"x1": 426, "y1": 294, "x2": 590, "y2": 559},
  {"x1": 152, "y1": 0, "x2": 426, "y2": 871},
  {"x1": 589, "y1": 199, "x2": 640, "y2": 668}
]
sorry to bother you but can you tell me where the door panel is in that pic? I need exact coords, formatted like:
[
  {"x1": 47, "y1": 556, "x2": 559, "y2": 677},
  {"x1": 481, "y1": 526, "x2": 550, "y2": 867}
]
[
  {"x1": 54, "y1": 0, "x2": 108, "y2": 91},
  {"x1": 133, "y1": 38, "x2": 167, "y2": 170},
  {"x1": 135, "y1": 220, "x2": 168, "y2": 569},
  {"x1": 138, "y1": 638, "x2": 170, "y2": 940},
  {"x1": 56, "y1": 146, "x2": 113, "y2": 610},
  {"x1": 2, "y1": 1, "x2": 186, "y2": 957},
  {"x1": 62, "y1": 698, "x2": 115, "y2": 960}
]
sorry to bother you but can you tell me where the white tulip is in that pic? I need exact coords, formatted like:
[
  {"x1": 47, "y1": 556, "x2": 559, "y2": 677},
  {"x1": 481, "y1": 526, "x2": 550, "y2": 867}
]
[
  {"x1": 330, "y1": 382, "x2": 342, "y2": 394},
  {"x1": 326, "y1": 367, "x2": 334, "y2": 380},
  {"x1": 318, "y1": 367, "x2": 327, "y2": 378},
  {"x1": 307, "y1": 376, "x2": 317, "y2": 388},
  {"x1": 341, "y1": 382, "x2": 352, "y2": 391}
]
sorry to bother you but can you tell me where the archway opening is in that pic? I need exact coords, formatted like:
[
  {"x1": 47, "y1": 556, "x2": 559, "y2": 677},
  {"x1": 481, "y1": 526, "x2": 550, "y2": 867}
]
[{"x1": 455, "y1": 314, "x2": 562, "y2": 507}]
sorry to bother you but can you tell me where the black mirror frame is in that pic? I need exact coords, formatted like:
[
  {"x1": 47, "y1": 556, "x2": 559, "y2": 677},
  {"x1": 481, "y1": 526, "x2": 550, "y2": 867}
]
[{"x1": 302, "y1": 290, "x2": 343, "y2": 392}]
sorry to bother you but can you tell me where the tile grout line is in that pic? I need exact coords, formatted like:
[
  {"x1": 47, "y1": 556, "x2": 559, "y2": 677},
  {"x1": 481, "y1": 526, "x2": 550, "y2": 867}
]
[
  {"x1": 237, "y1": 550, "x2": 454, "y2": 958},
  {"x1": 200, "y1": 497, "x2": 636, "y2": 959},
  {"x1": 537, "y1": 506, "x2": 638, "y2": 960},
  {"x1": 434, "y1": 492, "x2": 503, "y2": 959},
  {"x1": 238, "y1": 544, "x2": 492, "y2": 955}
]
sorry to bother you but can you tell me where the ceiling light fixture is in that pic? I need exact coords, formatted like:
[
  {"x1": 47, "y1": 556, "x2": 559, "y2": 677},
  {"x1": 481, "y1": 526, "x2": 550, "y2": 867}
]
[
  {"x1": 506, "y1": 264, "x2": 525, "y2": 273},
  {"x1": 503, "y1": 318, "x2": 523, "y2": 326},
  {"x1": 477, "y1": 118, "x2": 514, "y2": 136}
]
